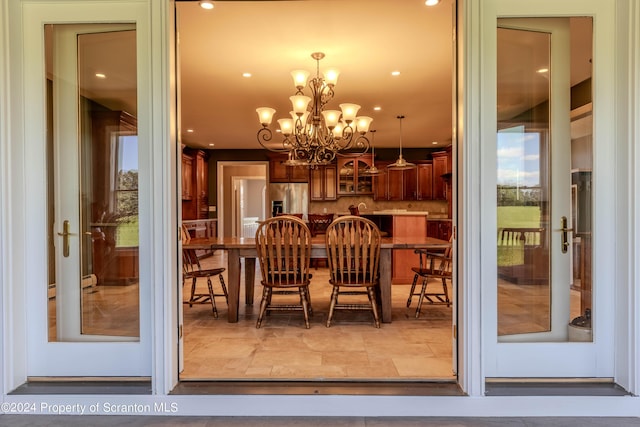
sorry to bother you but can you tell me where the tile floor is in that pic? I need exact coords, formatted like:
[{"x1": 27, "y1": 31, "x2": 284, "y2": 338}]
[
  {"x1": 44, "y1": 250, "x2": 583, "y2": 382},
  {"x1": 181, "y1": 252, "x2": 455, "y2": 380}
]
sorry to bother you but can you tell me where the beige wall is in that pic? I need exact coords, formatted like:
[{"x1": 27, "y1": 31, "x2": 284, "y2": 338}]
[{"x1": 221, "y1": 164, "x2": 267, "y2": 236}]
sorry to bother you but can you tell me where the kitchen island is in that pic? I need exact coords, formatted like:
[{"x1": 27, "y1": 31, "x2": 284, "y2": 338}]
[{"x1": 362, "y1": 210, "x2": 429, "y2": 285}]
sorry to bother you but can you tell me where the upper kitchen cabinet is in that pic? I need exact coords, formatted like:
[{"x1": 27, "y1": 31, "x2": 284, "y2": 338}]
[
  {"x1": 268, "y1": 153, "x2": 309, "y2": 183},
  {"x1": 337, "y1": 156, "x2": 373, "y2": 195},
  {"x1": 416, "y1": 162, "x2": 433, "y2": 200},
  {"x1": 182, "y1": 148, "x2": 209, "y2": 220},
  {"x1": 181, "y1": 153, "x2": 193, "y2": 201},
  {"x1": 310, "y1": 163, "x2": 337, "y2": 201},
  {"x1": 432, "y1": 147, "x2": 452, "y2": 200},
  {"x1": 386, "y1": 167, "x2": 417, "y2": 201},
  {"x1": 374, "y1": 161, "x2": 431, "y2": 201}
]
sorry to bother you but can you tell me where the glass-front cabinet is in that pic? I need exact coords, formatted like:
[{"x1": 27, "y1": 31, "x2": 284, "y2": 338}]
[{"x1": 337, "y1": 156, "x2": 373, "y2": 195}]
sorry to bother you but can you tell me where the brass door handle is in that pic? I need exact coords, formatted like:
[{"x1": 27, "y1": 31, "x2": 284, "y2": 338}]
[
  {"x1": 57, "y1": 220, "x2": 76, "y2": 257},
  {"x1": 559, "y1": 216, "x2": 574, "y2": 254}
]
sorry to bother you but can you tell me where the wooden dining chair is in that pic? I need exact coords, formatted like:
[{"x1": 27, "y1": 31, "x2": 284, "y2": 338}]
[
  {"x1": 406, "y1": 236, "x2": 453, "y2": 318},
  {"x1": 182, "y1": 248, "x2": 228, "y2": 319},
  {"x1": 325, "y1": 215, "x2": 382, "y2": 328},
  {"x1": 255, "y1": 215, "x2": 313, "y2": 328},
  {"x1": 308, "y1": 213, "x2": 334, "y2": 269}
]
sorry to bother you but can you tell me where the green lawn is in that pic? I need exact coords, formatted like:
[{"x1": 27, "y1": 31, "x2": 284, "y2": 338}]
[
  {"x1": 116, "y1": 216, "x2": 139, "y2": 247},
  {"x1": 497, "y1": 206, "x2": 540, "y2": 266}
]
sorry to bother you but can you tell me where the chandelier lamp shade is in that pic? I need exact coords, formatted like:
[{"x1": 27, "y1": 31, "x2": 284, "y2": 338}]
[
  {"x1": 256, "y1": 52, "x2": 373, "y2": 166},
  {"x1": 387, "y1": 115, "x2": 416, "y2": 170}
]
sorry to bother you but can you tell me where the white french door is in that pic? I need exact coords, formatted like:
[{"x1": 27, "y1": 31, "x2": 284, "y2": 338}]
[
  {"x1": 481, "y1": 0, "x2": 616, "y2": 378},
  {"x1": 22, "y1": 1, "x2": 152, "y2": 377}
]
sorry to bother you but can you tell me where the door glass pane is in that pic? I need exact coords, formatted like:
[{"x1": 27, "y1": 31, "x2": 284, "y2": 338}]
[
  {"x1": 496, "y1": 26, "x2": 551, "y2": 336},
  {"x1": 496, "y1": 18, "x2": 593, "y2": 341},
  {"x1": 47, "y1": 24, "x2": 139, "y2": 341}
]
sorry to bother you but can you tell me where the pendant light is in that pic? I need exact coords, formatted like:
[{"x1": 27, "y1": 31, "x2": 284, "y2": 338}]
[
  {"x1": 363, "y1": 130, "x2": 384, "y2": 175},
  {"x1": 387, "y1": 115, "x2": 416, "y2": 170}
]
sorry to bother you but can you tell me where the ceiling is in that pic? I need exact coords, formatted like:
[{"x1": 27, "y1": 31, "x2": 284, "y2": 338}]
[
  {"x1": 73, "y1": 2, "x2": 592, "y2": 151},
  {"x1": 176, "y1": 0, "x2": 456, "y2": 150}
]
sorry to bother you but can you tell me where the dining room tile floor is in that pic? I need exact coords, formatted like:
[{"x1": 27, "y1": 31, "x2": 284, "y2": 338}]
[
  {"x1": 181, "y1": 252, "x2": 456, "y2": 380},
  {"x1": 45, "y1": 249, "x2": 581, "y2": 382}
]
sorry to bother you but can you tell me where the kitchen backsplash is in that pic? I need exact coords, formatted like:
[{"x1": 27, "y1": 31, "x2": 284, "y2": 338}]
[{"x1": 309, "y1": 196, "x2": 448, "y2": 216}]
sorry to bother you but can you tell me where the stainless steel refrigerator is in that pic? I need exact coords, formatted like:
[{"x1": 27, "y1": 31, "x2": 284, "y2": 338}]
[{"x1": 269, "y1": 183, "x2": 309, "y2": 219}]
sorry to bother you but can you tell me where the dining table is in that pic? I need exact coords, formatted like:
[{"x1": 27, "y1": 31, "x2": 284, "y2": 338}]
[{"x1": 183, "y1": 235, "x2": 451, "y2": 323}]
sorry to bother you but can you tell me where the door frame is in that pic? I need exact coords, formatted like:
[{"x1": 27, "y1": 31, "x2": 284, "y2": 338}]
[
  {"x1": 1, "y1": 0, "x2": 639, "y2": 413},
  {"x1": 1, "y1": 0, "x2": 175, "y2": 389},
  {"x1": 474, "y1": 0, "x2": 629, "y2": 388}
]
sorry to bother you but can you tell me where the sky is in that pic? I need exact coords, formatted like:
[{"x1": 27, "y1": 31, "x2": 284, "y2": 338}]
[
  {"x1": 497, "y1": 126, "x2": 541, "y2": 188},
  {"x1": 118, "y1": 135, "x2": 138, "y2": 172}
]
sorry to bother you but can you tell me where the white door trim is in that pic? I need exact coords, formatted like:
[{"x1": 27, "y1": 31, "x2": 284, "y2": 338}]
[{"x1": 478, "y1": 0, "x2": 620, "y2": 382}]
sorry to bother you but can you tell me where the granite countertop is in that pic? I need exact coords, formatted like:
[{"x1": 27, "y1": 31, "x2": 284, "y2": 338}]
[{"x1": 335, "y1": 210, "x2": 449, "y2": 218}]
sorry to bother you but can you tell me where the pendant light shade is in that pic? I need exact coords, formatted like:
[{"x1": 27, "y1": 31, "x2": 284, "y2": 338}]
[
  {"x1": 387, "y1": 115, "x2": 416, "y2": 170},
  {"x1": 363, "y1": 130, "x2": 384, "y2": 175}
]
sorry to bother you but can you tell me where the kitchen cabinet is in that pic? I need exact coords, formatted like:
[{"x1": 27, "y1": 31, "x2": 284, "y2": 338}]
[
  {"x1": 416, "y1": 162, "x2": 433, "y2": 200},
  {"x1": 181, "y1": 154, "x2": 193, "y2": 201},
  {"x1": 337, "y1": 156, "x2": 373, "y2": 195},
  {"x1": 427, "y1": 219, "x2": 452, "y2": 241},
  {"x1": 182, "y1": 148, "x2": 209, "y2": 220},
  {"x1": 432, "y1": 148, "x2": 452, "y2": 200},
  {"x1": 268, "y1": 154, "x2": 309, "y2": 183},
  {"x1": 372, "y1": 162, "x2": 390, "y2": 200},
  {"x1": 374, "y1": 161, "x2": 433, "y2": 201},
  {"x1": 195, "y1": 150, "x2": 209, "y2": 219},
  {"x1": 386, "y1": 167, "x2": 417, "y2": 201},
  {"x1": 310, "y1": 164, "x2": 337, "y2": 201}
]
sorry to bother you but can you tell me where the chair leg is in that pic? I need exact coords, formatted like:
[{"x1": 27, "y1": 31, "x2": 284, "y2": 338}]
[
  {"x1": 218, "y1": 274, "x2": 229, "y2": 304},
  {"x1": 299, "y1": 286, "x2": 310, "y2": 329},
  {"x1": 326, "y1": 286, "x2": 339, "y2": 328},
  {"x1": 189, "y1": 277, "x2": 197, "y2": 307},
  {"x1": 367, "y1": 287, "x2": 381, "y2": 328},
  {"x1": 441, "y1": 278, "x2": 451, "y2": 307},
  {"x1": 206, "y1": 277, "x2": 218, "y2": 318},
  {"x1": 415, "y1": 277, "x2": 429, "y2": 318},
  {"x1": 305, "y1": 287, "x2": 313, "y2": 315},
  {"x1": 407, "y1": 273, "x2": 419, "y2": 307},
  {"x1": 256, "y1": 287, "x2": 271, "y2": 328}
]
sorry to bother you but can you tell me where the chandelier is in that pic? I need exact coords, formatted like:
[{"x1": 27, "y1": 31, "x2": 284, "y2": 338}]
[{"x1": 256, "y1": 52, "x2": 373, "y2": 166}]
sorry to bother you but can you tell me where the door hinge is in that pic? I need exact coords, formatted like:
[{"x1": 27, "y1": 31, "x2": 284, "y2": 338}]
[
  {"x1": 453, "y1": 324, "x2": 457, "y2": 339},
  {"x1": 179, "y1": 324, "x2": 183, "y2": 339}
]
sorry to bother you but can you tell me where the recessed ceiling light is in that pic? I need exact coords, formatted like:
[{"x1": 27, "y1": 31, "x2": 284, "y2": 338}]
[
  {"x1": 186, "y1": 129, "x2": 194, "y2": 133},
  {"x1": 432, "y1": 141, "x2": 438, "y2": 145},
  {"x1": 208, "y1": 143, "x2": 215, "y2": 147},
  {"x1": 391, "y1": 71, "x2": 401, "y2": 76},
  {"x1": 242, "y1": 72, "x2": 252, "y2": 78},
  {"x1": 199, "y1": 1, "x2": 214, "y2": 10},
  {"x1": 537, "y1": 67, "x2": 549, "y2": 73},
  {"x1": 425, "y1": 0, "x2": 441, "y2": 6},
  {"x1": 373, "y1": 106, "x2": 382, "y2": 111},
  {"x1": 95, "y1": 73, "x2": 106, "y2": 79}
]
